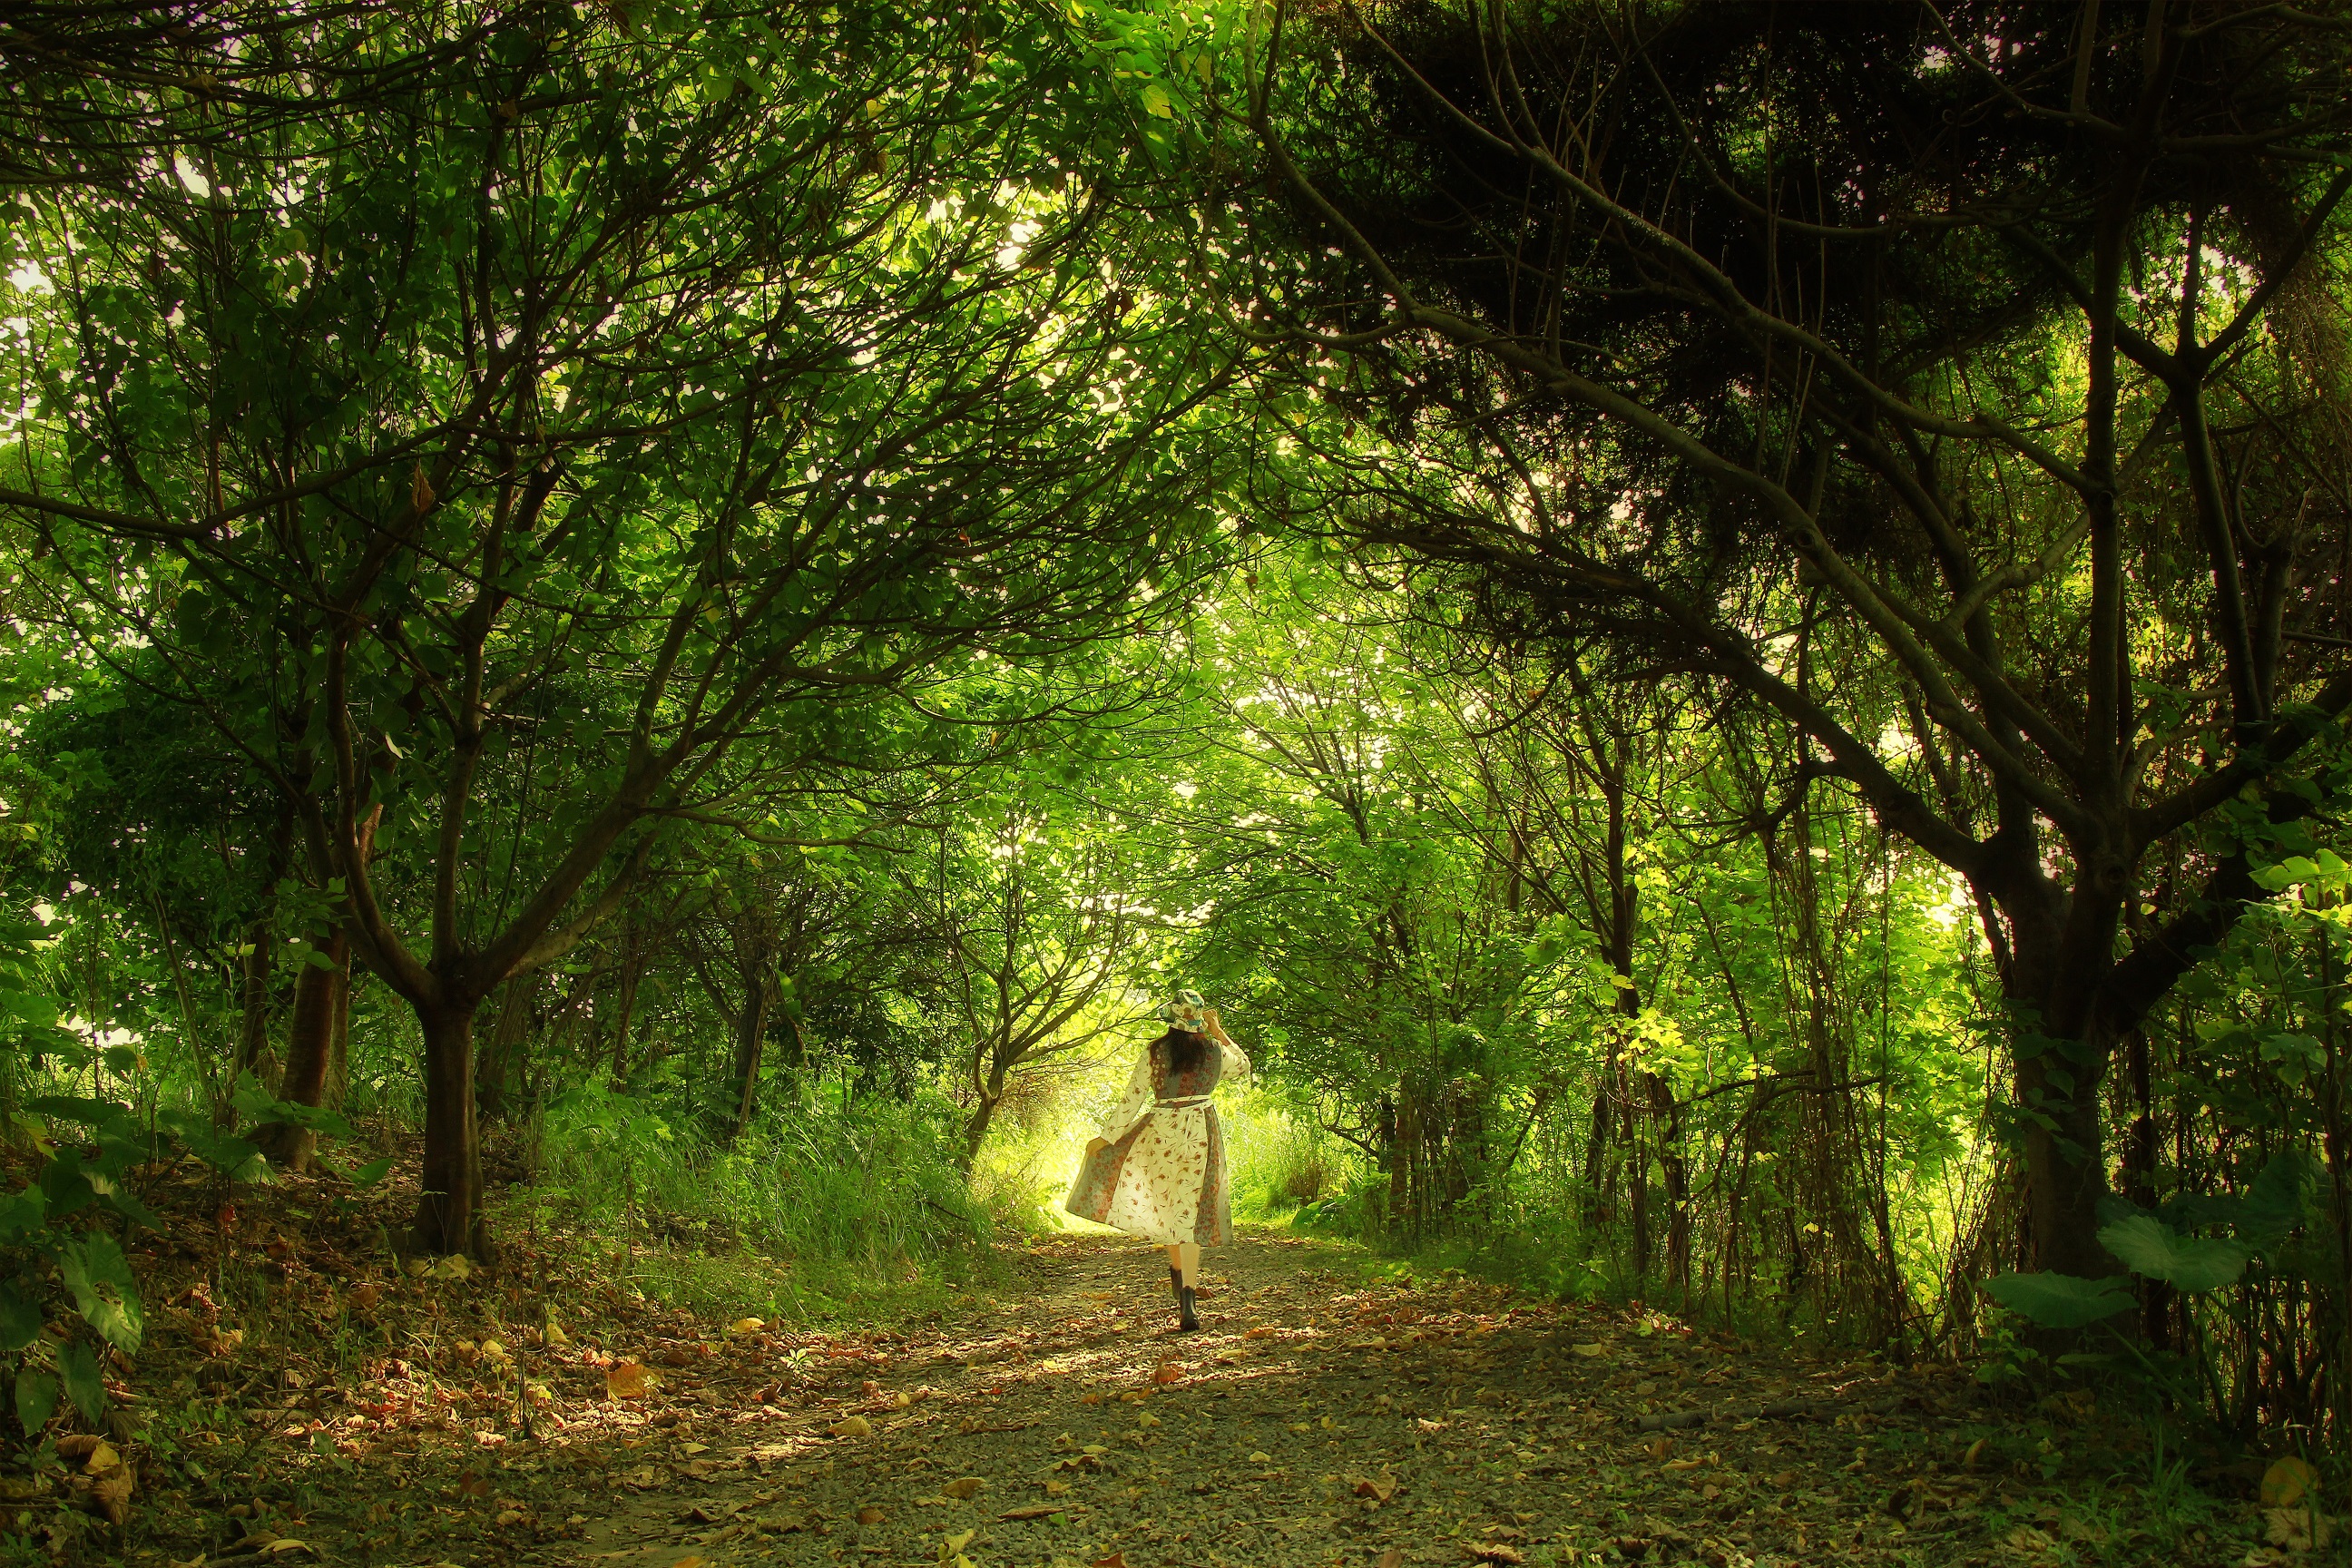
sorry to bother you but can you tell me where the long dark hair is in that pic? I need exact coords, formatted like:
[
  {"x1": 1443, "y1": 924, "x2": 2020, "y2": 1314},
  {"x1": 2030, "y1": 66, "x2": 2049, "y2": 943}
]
[{"x1": 1159, "y1": 1028, "x2": 1210, "y2": 1077}]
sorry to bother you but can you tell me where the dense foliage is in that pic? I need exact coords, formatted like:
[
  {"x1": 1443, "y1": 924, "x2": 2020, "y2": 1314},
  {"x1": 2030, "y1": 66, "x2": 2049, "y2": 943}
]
[{"x1": 4, "y1": 0, "x2": 2352, "y2": 1488}]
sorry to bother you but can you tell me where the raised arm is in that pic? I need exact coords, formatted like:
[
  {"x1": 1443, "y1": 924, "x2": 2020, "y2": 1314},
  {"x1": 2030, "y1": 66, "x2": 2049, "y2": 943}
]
[{"x1": 1205, "y1": 1009, "x2": 1251, "y2": 1083}]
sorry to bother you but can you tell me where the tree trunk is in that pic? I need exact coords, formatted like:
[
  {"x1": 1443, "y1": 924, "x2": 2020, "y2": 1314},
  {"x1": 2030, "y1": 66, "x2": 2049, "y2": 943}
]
[
  {"x1": 235, "y1": 799, "x2": 297, "y2": 1079},
  {"x1": 235, "y1": 923, "x2": 277, "y2": 1079},
  {"x1": 411, "y1": 1004, "x2": 490, "y2": 1259},
  {"x1": 475, "y1": 976, "x2": 534, "y2": 1126},
  {"x1": 1643, "y1": 1069, "x2": 1690, "y2": 1290},
  {"x1": 961, "y1": 1075, "x2": 1004, "y2": 1174},
  {"x1": 326, "y1": 965, "x2": 352, "y2": 1110},
  {"x1": 727, "y1": 961, "x2": 774, "y2": 1143},
  {"x1": 252, "y1": 926, "x2": 346, "y2": 1171}
]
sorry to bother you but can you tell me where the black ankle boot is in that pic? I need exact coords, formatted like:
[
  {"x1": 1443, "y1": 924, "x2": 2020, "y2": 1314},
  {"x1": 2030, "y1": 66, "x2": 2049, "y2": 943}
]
[{"x1": 1177, "y1": 1284, "x2": 1200, "y2": 1332}]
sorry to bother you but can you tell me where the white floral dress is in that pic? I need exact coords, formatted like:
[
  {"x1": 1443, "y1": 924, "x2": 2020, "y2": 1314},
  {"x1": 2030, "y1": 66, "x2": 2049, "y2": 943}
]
[{"x1": 1064, "y1": 1035, "x2": 1249, "y2": 1246}]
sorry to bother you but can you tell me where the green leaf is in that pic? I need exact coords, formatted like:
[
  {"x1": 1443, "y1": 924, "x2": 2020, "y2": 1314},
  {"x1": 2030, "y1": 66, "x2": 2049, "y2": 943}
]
[
  {"x1": 2098, "y1": 1214, "x2": 2250, "y2": 1292},
  {"x1": 1982, "y1": 1271, "x2": 2135, "y2": 1328},
  {"x1": 56, "y1": 1340, "x2": 103, "y2": 1424},
  {"x1": 56, "y1": 1234, "x2": 142, "y2": 1355},
  {"x1": 0, "y1": 1187, "x2": 45, "y2": 1247},
  {"x1": 230, "y1": 1071, "x2": 356, "y2": 1141},
  {"x1": 38, "y1": 1151, "x2": 95, "y2": 1219},
  {"x1": 2240, "y1": 1149, "x2": 2320, "y2": 1242},
  {"x1": 14, "y1": 1367, "x2": 55, "y2": 1436},
  {"x1": 346, "y1": 1156, "x2": 394, "y2": 1188},
  {"x1": 0, "y1": 1285, "x2": 41, "y2": 1354}
]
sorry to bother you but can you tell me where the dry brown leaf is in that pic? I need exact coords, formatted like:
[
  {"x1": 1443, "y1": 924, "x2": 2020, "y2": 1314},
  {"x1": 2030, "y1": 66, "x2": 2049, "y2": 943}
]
[
  {"x1": 1152, "y1": 1362, "x2": 1184, "y2": 1385},
  {"x1": 1465, "y1": 1545, "x2": 1525, "y2": 1564},
  {"x1": 1091, "y1": 1554, "x2": 1128, "y2": 1568},
  {"x1": 940, "y1": 1476, "x2": 985, "y2": 1499},
  {"x1": 1571, "y1": 1341, "x2": 1611, "y2": 1358},
  {"x1": 1377, "y1": 1552, "x2": 1405, "y2": 1568},
  {"x1": 999, "y1": 1504, "x2": 1075, "y2": 1520},
  {"x1": 91, "y1": 1468, "x2": 132, "y2": 1527},
  {"x1": 2264, "y1": 1457, "x2": 2320, "y2": 1509},
  {"x1": 856, "y1": 1505, "x2": 885, "y2": 1524},
  {"x1": 828, "y1": 1415, "x2": 873, "y2": 1438},
  {"x1": 1351, "y1": 1473, "x2": 1400, "y2": 1502},
  {"x1": 730, "y1": 1318, "x2": 767, "y2": 1336},
  {"x1": 604, "y1": 1361, "x2": 654, "y2": 1400}
]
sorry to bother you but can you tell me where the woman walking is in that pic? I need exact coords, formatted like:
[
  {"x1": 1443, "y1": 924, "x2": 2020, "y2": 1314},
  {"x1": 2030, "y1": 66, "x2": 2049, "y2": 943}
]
[{"x1": 1064, "y1": 989, "x2": 1250, "y2": 1331}]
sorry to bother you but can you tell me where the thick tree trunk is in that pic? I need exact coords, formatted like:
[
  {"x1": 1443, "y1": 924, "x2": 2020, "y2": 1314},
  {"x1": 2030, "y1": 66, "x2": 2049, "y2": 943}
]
[
  {"x1": 253, "y1": 926, "x2": 346, "y2": 1171},
  {"x1": 411, "y1": 1005, "x2": 490, "y2": 1259},
  {"x1": 1996, "y1": 880, "x2": 2123, "y2": 1281}
]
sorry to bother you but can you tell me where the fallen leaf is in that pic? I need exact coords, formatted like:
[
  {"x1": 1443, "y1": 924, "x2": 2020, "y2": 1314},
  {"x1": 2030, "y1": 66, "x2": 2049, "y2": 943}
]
[
  {"x1": 1352, "y1": 1473, "x2": 1400, "y2": 1502},
  {"x1": 1044, "y1": 1479, "x2": 1070, "y2": 1496},
  {"x1": 2266, "y1": 1506, "x2": 2335, "y2": 1552},
  {"x1": 544, "y1": 1320, "x2": 571, "y2": 1347},
  {"x1": 1572, "y1": 1342, "x2": 1610, "y2": 1358},
  {"x1": 1377, "y1": 1552, "x2": 1405, "y2": 1568},
  {"x1": 91, "y1": 1468, "x2": 132, "y2": 1526},
  {"x1": 730, "y1": 1318, "x2": 767, "y2": 1336},
  {"x1": 1152, "y1": 1362, "x2": 1183, "y2": 1385},
  {"x1": 1962, "y1": 1437, "x2": 1986, "y2": 1470},
  {"x1": 2265, "y1": 1456, "x2": 2320, "y2": 1508},
  {"x1": 605, "y1": 1361, "x2": 654, "y2": 1400},
  {"x1": 1091, "y1": 1554, "x2": 1128, "y2": 1568},
  {"x1": 940, "y1": 1476, "x2": 985, "y2": 1499},
  {"x1": 857, "y1": 1505, "x2": 885, "y2": 1524},
  {"x1": 1000, "y1": 1503, "x2": 1075, "y2": 1520},
  {"x1": 82, "y1": 1441, "x2": 121, "y2": 1475},
  {"x1": 828, "y1": 1415, "x2": 873, "y2": 1438},
  {"x1": 1466, "y1": 1546, "x2": 1524, "y2": 1564}
]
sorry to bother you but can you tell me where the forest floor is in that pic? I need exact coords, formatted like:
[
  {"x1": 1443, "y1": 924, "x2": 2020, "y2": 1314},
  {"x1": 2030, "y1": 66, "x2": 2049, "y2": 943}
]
[{"x1": 9, "y1": 1161, "x2": 2313, "y2": 1568}]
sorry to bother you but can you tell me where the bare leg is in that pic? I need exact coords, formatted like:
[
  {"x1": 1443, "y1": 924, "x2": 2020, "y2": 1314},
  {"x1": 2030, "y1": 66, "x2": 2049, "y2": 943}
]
[
  {"x1": 1177, "y1": 1241, "x2": 1200, "y2": 1288},
  {"x1": 1164, "y1": 1243, "x2": 1183, "y2": 1274}
]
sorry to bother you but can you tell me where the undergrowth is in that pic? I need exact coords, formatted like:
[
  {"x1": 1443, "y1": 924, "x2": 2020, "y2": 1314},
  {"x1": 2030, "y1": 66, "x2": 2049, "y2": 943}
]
[{"x1": 502, "y1": 1080, "x2": 1009, "y2": 1325}]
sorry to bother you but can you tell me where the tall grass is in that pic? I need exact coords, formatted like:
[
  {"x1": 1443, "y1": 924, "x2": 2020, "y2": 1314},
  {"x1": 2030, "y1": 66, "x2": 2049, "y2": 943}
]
[{"x1": 507, "y1": 1077, "x2": 996, "y2": 1320}]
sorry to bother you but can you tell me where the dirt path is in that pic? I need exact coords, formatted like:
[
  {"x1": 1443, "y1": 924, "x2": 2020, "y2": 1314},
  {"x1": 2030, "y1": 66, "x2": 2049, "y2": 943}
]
[{"x1": 464, "y1": 1232, "x2": 2033, "y2": 1568}]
